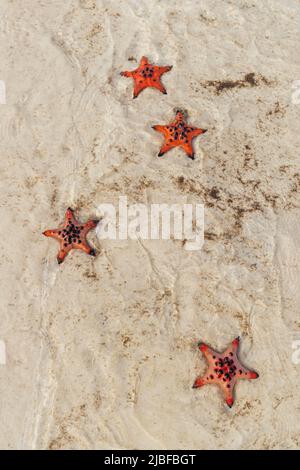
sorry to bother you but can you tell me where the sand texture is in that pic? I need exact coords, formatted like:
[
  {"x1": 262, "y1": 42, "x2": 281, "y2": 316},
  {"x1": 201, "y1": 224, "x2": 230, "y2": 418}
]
[{"x1": 0, "y1": 0, "x2": 300, "y2": 449}]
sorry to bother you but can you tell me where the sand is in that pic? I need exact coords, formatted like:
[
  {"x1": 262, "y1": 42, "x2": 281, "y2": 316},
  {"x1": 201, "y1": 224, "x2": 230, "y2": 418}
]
[{"x1": 0, "y1": 0, "x2": 300, "y2": 450}]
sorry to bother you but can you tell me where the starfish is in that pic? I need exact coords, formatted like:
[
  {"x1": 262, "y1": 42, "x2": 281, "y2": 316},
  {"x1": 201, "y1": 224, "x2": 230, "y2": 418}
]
[
  {"x1": 43, "y1": 207, "x2": 99, "y2": 264},
  {"x1": 152, "y1": 110, "x2": 207, "y2": 160},
  {"x1": 120, "y1": 56, "x2": 172, "y2": 99},
  {"x1": 193, "y1": 337, "x2": 259, "y2": 408}
]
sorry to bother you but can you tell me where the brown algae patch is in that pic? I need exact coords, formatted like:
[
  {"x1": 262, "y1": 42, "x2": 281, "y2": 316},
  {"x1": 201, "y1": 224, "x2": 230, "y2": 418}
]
[{"x1": 202, "y1": 73, "x2": 273, "y2": 95}]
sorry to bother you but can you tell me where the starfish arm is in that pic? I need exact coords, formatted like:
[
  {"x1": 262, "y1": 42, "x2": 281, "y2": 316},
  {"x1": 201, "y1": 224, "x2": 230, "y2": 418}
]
[
  {"x1": 175, "y1": 111, "x2": 185, "y2": 123},
  {"x1": 133, "y1": 80, "x2": 148, "y2": 98},
  {"x1": 223, "y1": 337, "x2": 240, "y2": 364},
  {"x1": 156, "y1": 65, "x2": 173, "y2": 76},
  {"x1": 198, "y1": 342, "x2": 217, "y2": 360},
  {"x1": 190, "y1": 127, "x2": 207, "y2": 138},
  {"x1": 151, "y1": 79, "x2": 167, "y2": 95},
  {"x1": 43, "y1": 229, "x2": 61, "y2": 241},
  {"x1": 64, "y1": 207, "x2": 76, "y2": 227},
  {"x1": 180, "y1": 141, "x2": 195, "y2": 159},
  {"x1": 120, "y1": 70, "x2": 134, "y2": 78},
  {"x1": 193, "y1": 359, "x2": 222, "y2": 388},
  {"x1": 77, "y1": 241, "x2": 96, "y2": 257},
  {"x1": 249, "y1": 370, "x2": 259, "y2": 379},
  {"x1": 152, "y1": 124, "x2": 168, "y2": 136},
  {"x1": 238, "y1": 367, "x2": 259, "y2": 380},
  {"x1": 218, "y1": 373, "x2": 237, "y2": 408},
  {"x1": 158, "y1": 142, "x2": 173, "y2": 157},
  {"x1": 83, "y1": 219, "x2": 99, "y2": 233},
  {"x1": 228, "y1": 336, "x2": 240, "y2": 354},
  {"x1": 192, "y1": 375, "x2": 210, "y2": 388},
  {"x1": 223, "y1": 384, "x2": 235, "y2": 408},
  {"x1": 57, "y1": 248, "x2": 68, "y2": 264},
  {"x1": 140, "y1": 56, "x2": 149, "y2": 66},
  {"x1": 66, "y1": 207, "x2": 74, "y2": 219},
  {"x1": 226, "y1": 338, "x2": 259, "y2": 380}
]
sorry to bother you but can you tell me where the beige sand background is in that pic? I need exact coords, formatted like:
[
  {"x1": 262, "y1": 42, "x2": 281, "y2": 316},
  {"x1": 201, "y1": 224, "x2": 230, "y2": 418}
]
[{"x1": 1, "y1": 0, "x2": 300, "y2": 450}]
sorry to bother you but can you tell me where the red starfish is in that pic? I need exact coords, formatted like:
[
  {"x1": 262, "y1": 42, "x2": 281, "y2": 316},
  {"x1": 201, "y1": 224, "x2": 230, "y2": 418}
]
[
  {"x1": 193, "y1": 337, "x2": 259, "y2": 408},
  {"x1": 152, "y1": 110, "x2": 207, "y2": 160},
  {"x1": 120, "y1": 56, "x2": 172, "y2": 99},
  {"x1": 43, "y1": 208, "x2": 99, "y2": 264}
]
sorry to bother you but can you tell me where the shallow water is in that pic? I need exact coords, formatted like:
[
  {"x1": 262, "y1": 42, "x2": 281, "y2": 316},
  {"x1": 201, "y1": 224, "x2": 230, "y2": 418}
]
[{"x1": 0, "y1": 0, "x2": 300, "y2": 449}]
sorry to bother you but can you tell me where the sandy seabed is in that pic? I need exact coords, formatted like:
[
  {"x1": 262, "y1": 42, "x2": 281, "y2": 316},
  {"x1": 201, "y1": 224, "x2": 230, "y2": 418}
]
[{"x1": 0, "y1": 0, "x2": 300, "y2": 450}]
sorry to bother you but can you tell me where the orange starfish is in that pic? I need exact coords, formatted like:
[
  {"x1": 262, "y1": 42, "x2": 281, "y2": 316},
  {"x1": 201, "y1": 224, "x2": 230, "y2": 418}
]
[
  {"x1": 43, "y1": 208, "x2": 99, "y2": 264},
  {"x1": 152, "y1": 110, "x2": 207, "y2": 160},
  {"x1": 120, "y1": 56, "x2": 172, "y2": 99},
  {"x1": 193, "y1": 337, "x2": 259, "y2": 408}
]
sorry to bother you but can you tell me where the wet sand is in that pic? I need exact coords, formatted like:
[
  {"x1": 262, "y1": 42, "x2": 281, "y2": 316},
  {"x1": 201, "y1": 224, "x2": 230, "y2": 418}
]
[{"x1": 0, "y1": 0, "x2": 300, "y2": 449}]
